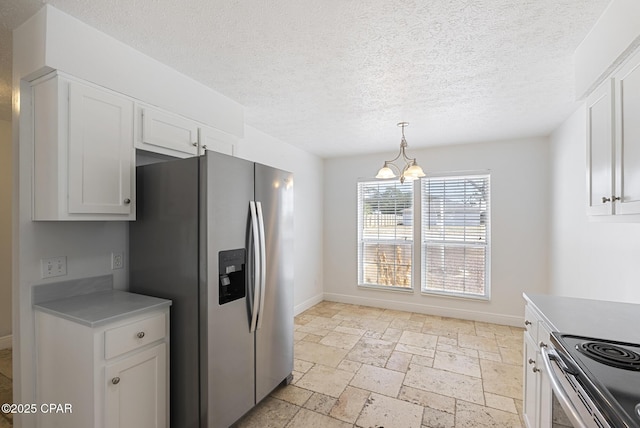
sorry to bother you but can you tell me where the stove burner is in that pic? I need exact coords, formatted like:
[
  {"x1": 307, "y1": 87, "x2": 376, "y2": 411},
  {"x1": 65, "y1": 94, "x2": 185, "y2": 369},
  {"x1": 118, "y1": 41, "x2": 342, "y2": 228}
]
[{"x1": 577, "y1": 341, "x2": 640, "y2": 371}]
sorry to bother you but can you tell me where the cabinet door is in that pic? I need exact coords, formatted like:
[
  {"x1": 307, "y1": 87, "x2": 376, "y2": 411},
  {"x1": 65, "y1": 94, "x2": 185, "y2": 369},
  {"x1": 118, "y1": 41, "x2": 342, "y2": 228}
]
[
  {"x1": 615, "y1": 51, "x2": 640, "y2": 215},
  {"x1": 140, "y1": 107, "x2": 199, "y2": 156},
  {"x1": 68, "y1": 82, "x2": 134, "y2": 215},
  {"x1": 537, "y1": 328, "x2": 553, "y2": 427},
  {"x1": 523, "y1": 335, "x2": 540, "y2": 428},
  {"x1": 199, "y1": 125, "x2": 237, "y2": 156},
  {"x1": 105, "y1": 343, "x2": 167, "y2": 428},
  {"x1": 586, "y1": 79, "x2": 615, "y2": 216}
]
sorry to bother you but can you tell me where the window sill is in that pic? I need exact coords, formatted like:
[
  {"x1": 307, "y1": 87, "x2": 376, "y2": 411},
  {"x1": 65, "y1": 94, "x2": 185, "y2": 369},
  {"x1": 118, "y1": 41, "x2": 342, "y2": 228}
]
[
  {"x1": 420, "y1": 290, "x2": 490, "y2": 302},
  {"x1": 358, "y1": 284, "x2": 414, "y2": 293}
]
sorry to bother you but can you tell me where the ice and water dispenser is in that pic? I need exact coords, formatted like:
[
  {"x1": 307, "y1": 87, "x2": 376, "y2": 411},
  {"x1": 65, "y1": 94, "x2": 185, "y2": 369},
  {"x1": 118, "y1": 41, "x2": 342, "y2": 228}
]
[{"x1": 218, "y1": 249, "x2": 246, "y2": 305}]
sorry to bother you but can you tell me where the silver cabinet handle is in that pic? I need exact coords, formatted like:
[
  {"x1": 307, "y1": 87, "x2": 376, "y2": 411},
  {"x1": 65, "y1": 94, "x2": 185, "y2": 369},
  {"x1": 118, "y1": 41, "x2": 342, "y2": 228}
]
[
  {"x1": 111, "y1": 377, "x2": 120, "y2": 385},
  {"x1": 124, "y1": 198, "x2": 131, "y2": 205},
  {"x1": 136, "y1": 331, "x2": 145, "y2": 339}
]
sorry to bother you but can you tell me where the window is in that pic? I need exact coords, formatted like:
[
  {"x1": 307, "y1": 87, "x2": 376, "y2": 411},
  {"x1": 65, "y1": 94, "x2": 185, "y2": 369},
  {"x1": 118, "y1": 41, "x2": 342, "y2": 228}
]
[
  {"x1": 357, "y1": 180, "x2": 414, "y2": 289},
  {"x1": 421, "y1": 173, "x2": 490, "y2": 299}
]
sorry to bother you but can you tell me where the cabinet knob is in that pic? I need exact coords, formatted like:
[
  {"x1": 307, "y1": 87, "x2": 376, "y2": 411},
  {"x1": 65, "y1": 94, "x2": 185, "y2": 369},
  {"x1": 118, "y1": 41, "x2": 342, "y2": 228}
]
[
  {"x1": 124, "y1": 198, "x2": 131, "y2": 205},
  {"x1": 524, "y1": 320, "x2": 532, "y2": 326},
  {"x1": 602, "y1": 196, "x2": 611, "y2": 203},
  {"x1": 528, "y1": 358, "x2": 535, "y2": 365},
  {"x1": 613, "y1": 196, "x2": 621, "y2": 201},
  {"x1": 111, "y1": 377, "x2": 120, "y2": 385},
  {"x1": 136, "y1": 331, "x2": 145, "y2": 339},
  {"x1": 202, "y1": 145, "x2": 208, "y2": 151},
  {"x1": 192, "y1": 142, "x2": 198, "y2": 147},
  {"x1": 532, "y1": 367, "x2": 540, "y2": 373},
  {"x1": 539, "y1": 341, "x2": 547, "y2": 348}
]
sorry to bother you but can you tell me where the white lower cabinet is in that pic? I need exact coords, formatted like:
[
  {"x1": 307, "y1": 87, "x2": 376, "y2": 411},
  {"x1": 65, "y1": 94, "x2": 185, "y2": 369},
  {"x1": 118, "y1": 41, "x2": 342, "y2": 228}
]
[
  {"x1": 105, "y1": 344, "x2": 166, "y2": 428},
  {"x1": 523, "y1": 334, "x2": 540, "y2": 428},
  {"x1": 35, "y1": 308, "x2": 169, "y2": 428},
  {"x1": 522, "y1": 302, "x2": 552, "y2": 428}
]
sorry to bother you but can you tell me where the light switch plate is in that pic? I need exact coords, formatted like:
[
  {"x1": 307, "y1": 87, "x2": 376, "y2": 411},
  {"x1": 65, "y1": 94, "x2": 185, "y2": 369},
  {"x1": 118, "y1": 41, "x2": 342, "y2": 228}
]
[{"x1": 41, "y1": 256, "x2": 67, "y2": 278}]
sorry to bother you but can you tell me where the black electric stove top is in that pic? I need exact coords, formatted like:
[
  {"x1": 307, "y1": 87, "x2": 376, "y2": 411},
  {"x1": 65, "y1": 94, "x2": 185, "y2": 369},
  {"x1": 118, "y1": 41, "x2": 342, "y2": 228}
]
[{"x1": 552, "y1": 333, "x2": 640, "y2": 428}]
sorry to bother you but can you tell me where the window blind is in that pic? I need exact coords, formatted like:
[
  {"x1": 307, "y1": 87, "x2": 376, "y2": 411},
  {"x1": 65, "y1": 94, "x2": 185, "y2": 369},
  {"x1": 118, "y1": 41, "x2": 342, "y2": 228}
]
[
  {"x1": 357, "y1": 180, "x2": 413, "y2": 288},
  {"x1": 421, "y1": 174, "x2": 490, "y2": 298}
]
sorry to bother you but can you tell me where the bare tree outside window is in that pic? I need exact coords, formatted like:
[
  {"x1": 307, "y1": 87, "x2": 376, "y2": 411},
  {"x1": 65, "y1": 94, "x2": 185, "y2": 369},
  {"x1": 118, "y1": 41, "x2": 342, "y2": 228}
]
[{"x1": 357, "y1": 180, "x2": 413, "y2": 289}]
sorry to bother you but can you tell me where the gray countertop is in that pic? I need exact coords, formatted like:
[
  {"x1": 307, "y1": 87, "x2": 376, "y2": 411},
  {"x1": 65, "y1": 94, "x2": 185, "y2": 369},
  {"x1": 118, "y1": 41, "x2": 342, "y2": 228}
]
[
  {"x1": 34, "y1": 289, "x2": 172, "y2": 328},
  {"x1": 524, "y1": 293, "x2": 640, "y2": 344}
]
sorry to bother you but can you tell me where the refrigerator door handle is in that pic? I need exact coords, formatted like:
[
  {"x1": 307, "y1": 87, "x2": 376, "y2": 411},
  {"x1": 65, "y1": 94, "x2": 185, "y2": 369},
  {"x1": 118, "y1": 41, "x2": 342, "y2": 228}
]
[
  {"x1": 249, "y1": 201, "x2": 261, "y2": 333},
  {"x1": 256, "y1": 201, "x2": 267, "y2": 330}
]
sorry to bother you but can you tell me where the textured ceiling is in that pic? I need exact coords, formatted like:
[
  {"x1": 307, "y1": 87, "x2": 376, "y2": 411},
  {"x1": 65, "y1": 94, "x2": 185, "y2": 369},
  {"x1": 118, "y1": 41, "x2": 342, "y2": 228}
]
[{"x1": 0, "y1": 0, "x2": 611, "y2": 157}]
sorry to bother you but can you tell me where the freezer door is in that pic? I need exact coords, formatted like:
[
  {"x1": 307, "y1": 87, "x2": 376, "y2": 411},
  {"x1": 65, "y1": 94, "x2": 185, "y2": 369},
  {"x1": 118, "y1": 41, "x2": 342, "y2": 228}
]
[
  {"x1": 201, "y1": 152, "x2": 255, "y2": 428},
  {"x1": 254, "y1": 163, "x2": 294, "y2": 403}
]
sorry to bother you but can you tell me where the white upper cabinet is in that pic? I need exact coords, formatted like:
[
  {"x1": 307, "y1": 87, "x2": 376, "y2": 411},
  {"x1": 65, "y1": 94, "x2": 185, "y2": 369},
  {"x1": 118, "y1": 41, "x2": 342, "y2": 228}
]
[
  {"x1": 199, "y1": 125, "x2": 238, "y2": 156},
  {"x1": 32, "y1": 73, "x2": 135, "y2": 220},
  {"x1": 136, "y1": 104, "x2": 238, "y2": 158},
  {"x1": 586, "y1": 49, "x2": 640, "y2": 218},
  {"x1": 614, "y1": 51, "x2": 640, "y2": 215},
  {"x1": 31, "y1": 71, "x2": 240, "y2": 221},
  {"x1": 586, "y1": 79, "x2": 614, "y2": 216},
  {"x1": 137, "y1": 106, "x2": 199, "y2": 157}
]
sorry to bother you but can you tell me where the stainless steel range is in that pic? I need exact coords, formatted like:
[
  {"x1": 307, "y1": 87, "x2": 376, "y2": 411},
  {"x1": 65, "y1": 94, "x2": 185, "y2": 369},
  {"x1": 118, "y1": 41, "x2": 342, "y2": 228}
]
[{"x1": 542, "y1": 332, "x2": 640, "y2": 428}]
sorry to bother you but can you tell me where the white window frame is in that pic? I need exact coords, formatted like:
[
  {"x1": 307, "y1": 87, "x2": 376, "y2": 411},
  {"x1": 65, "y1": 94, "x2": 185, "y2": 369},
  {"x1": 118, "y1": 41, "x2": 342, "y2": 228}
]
[
  {"x1": 420, "y1": 172, "x2": 491, "y2": 300},
  {"x1": 357, "y1": 179, "x2": 415, "y2": 292}
]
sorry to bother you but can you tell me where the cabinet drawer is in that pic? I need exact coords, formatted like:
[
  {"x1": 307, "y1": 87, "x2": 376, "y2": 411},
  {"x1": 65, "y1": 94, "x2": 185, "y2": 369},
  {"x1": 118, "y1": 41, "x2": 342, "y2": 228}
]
[
  {"x1": 524, "y1": 305, "x2": 539, "y2": 342},
  {"x1": 537, "y1": 323, "x2": 551, "y2": 348},
  {"x1": 105, "y1": 313, "x2": 166, "y2": 359}
]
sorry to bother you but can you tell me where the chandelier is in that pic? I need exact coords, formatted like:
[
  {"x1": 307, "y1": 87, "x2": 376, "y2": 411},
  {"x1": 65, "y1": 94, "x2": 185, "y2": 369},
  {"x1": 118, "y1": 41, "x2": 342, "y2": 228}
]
[{"x1": 375, "y1": 122, "x2": 426, "y2": 183}]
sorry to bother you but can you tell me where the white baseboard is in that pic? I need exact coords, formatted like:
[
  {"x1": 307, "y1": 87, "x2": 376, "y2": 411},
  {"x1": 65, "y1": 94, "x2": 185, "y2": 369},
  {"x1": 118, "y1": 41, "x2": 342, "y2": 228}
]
[
  {"x1": 323, "y1": 293, "x2": 523, "y2": 327},
  {"x1": 294, "y1": 293, "x2": 324, "y2": 316},
  {"x1": 0, "y1": 334, "x2": 12, "y2": 350}
]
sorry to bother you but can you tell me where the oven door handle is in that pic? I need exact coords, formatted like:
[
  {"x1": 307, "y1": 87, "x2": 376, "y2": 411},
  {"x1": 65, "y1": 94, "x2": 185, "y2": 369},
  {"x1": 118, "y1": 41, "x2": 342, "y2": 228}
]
[{"x1": 540, "y1": 346, "x2": 589, "y2": 428}]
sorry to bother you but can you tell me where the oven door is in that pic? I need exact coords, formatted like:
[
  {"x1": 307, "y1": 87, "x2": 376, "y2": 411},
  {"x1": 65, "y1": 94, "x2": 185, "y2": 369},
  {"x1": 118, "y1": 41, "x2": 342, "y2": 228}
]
[{"x1": 540, "y1": 346, "x2": 611, "y2": 428}]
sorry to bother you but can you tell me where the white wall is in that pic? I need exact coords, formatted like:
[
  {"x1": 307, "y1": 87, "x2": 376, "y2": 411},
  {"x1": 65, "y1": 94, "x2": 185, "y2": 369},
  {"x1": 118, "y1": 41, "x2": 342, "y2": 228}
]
[
  {"x1": 549, "y1": 106, "x2": 640, "y2": 303},
  {"x1": 0, "y1": 119, "x2": 11, "y2": 345},
  {"x1": 238, "y1": 125, "x2": 324, "y2": 313},
  {"x1": 323, "y1": 137, "x2": 550, "y2": 326}
]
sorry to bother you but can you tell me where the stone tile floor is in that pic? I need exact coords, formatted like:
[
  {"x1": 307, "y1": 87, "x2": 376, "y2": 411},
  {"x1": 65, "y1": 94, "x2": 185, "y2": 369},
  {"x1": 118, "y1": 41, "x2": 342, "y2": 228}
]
[
  {"x1": 235, "y1": 301, "x2": 525, "y2": 428},
  {"x1": 0, "y1": 301, "x2": 525, "y2": 428},
  {"x1": 0, "y1": 348, "x2": 12, "y2": 428}
]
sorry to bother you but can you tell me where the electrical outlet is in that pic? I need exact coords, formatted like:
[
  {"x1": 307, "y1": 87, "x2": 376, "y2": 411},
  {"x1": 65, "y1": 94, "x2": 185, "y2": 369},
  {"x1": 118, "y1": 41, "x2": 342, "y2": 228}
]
[
  {"x1": 41, "y1": 256, "x2": 67, "y2": 278},
  {"x1": 111, "y1": 252, "x2": 124, "y2": 270}
]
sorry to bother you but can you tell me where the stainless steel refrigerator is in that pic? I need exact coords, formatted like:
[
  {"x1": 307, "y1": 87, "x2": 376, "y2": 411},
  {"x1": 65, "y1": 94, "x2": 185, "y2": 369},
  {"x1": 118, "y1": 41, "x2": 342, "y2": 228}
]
[{"x1": 129, "y1": 151, "x2": 294, "y2": 428}]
